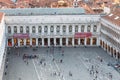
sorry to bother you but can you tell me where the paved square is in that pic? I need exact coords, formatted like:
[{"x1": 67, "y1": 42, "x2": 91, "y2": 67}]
[{"x1": 3, "y1": 47, "x2": 120, "y2": 80}]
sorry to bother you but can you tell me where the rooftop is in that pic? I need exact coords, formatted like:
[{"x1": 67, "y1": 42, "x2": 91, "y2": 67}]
[
  {"x1": 0, "y1": 7, "x2": 85, "y2": 16},
  {"x1": 102, "y1": 6, "x2": 120, "y2": 26}
]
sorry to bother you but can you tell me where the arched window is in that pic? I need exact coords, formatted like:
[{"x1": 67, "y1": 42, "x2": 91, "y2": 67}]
[
  {"x1": 8, "y1": 26, "x2": 11, "y2": 33},
  {"x1": 93, "y1": 25, "x2": 97, "y2": 32},
  {"x1": 14, "y1": 26, "x2": 17, "y2": 33},
  {"x1": 63, "y1": 25, "x2": 66, "y2": 33},
  {"x1": 87, "y1": 25, "x2": 91, "y2": 32},
  {"x1": 75, "y1": 25, "x2": 78, "y2": 32},
  {"x1": 38, "y1": 26, "x2": 42, "y2": 33},
  {"x1": 26, "y1": 26, "x2": 29, "y2": 33},
  {"x1": 81, "y1": 25, "x2": 84, "y2": 32},
  {"x1": 69, "y1": 25, "x2": 72, "y2": 33},
  {"x1": 56, "y1": 25, "x2": 60, "y2": 34},
  {"x1": 44, "y1": 26, "x2": 48, "y2": 33},
  {"x1": 32, "y1": 26, "x2": 36, "y2": 33},
  {"x1": 20, "y1": 26, "x2": 23, "y2": 33},
  {"x1": 50, "y1": 26, "x2": 54, "y2": 33}
]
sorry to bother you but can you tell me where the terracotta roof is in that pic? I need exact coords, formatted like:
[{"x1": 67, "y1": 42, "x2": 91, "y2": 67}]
[
  {"x1": 0, "y1": 13, "x2": 4, "y2": 23},
  {"x1": 102, "y1": 7, "x2": 120, "y2": 26},
  {"x1": 0, "y1": 0, "x2": 15, "y2": 8},
  {"x1": 0, "y1": 0, "x2": 14, "y2": 4}
]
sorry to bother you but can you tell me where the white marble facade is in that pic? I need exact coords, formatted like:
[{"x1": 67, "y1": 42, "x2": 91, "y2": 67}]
[{"x1": 6, "y1": 15, "x2": 101, "y2": 47}]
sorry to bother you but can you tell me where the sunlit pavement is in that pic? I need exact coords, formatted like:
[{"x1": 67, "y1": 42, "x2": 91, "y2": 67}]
[{"x1": 3, "y1": 47, "x2": 120, "y2": 80}]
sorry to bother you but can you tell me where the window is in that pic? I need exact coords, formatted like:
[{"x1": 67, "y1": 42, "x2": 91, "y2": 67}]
[
  {"x1": 93, "y1": 25, "x2": 97, "y2": 32},
  {"x1": 75, "y1": 25, "x2": 78, "y2": 32},
  {"x1": 50, "y1": 26, "x2": 54, "y2": 33},
  {"x1": 14, "y1": 26, "x2": 17, "y2": 33},
  {"x1": 26, "y1": 26, "x2": 29, "y2": 33},
  {"x1": 38, "y1": 26, "x2": 42, "y2": 33},
  {"x1": 69, "y1": 25, "x2": 72, "y2": 33},
  {"x1": 56, "y1": 26, "x2": 60, "y2": 33},
  {"x1": 8, "y1": 26, "x2": 11, "y2": 33},
  {"x1": 81, "y1": 25, "x2": 84, "y2": 32},
  {"x1": 87, "y1": 25, "x2": 91, "y2": 32},
  {"x1": 20, "y1": 26, "x2": 23, "y2": 33},
  {"x1": 32, "y1": 26, "x2": 36, "y2": 33},
  {"x1": 63, "y1": 25, "x2": 66, "y2": 33},
  {"x1": 44, "y1": 26, "x2": 48, "y2": 33}
]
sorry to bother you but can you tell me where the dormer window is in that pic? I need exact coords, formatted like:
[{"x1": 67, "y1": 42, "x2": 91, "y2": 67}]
[
  {"x1": 114, "y1": 16, "x2": 119, "y2": 20},
  {"x1": 108, "y1": 13, "x2": 113, "y2": 17}
]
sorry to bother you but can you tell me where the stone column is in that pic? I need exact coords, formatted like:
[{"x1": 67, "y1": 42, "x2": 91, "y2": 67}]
[
  {"x1": 23, "y1": 25, "x2": 26, "y2": 33},
  {"x1": 84, "y1": 24, "x2": 87, "y2": 32},
  {"x1": 36, "y1": 26, "x2": 38, "y2": 34},
  {"x1": 17, "y1": 26, "x2": 20, "y2": 33},
  {"x1": 54, "y1": 25, "x2": 56, "y2": 35},
  {"x1": 78, "y1": 25, "x2": 81, "y2": 32},
  {"x1": 66, "y1": 38, "x2": 68, "y2": 46},
  {"x1": 84, "y1": 38, "x2": 86, "y2": 46},
  {"x1": 18, "y1": 39, "x2": 20, "y2": 47},
  {"x1": 12, "y1": 38, "x2": 14, "y2": 47},
  {"x1": 48, "y1": 38, "x2": 50, "y2": 46},
  {"x1": 60, "y1": 25, "x2": 62, "y2": 35},
  {"x1": 36, "y1": 38, "x2": 38, "y2": 46},
  {"x1": 90, "y1": 38, "x2": 92, "y2": 46},
  {"x1": 72, "y1": 38, "x2": 74, "y2": 46},
  {"x1": 60, "y1": 38, "x2": 62, "y2": 46},
  {"x1": 78, "y1": 38, "x2": 80, "y2": 45},
  {"x1": 72, "y1": 25, "x2": 75, "y2": 34},
  {"x1": 24, "y1": 39, "x2": 26, "y2": 46},
  {"x1": 42, "y1": 25, "x2": 44, "y2": 35},
  {"x1": 42, "y1": 38, "x2": 44, "y2": 46},
  {"x1": 54, "y1": 38, "x2": 56, "y2": 46},
  {"x1": 66, "y1": 25, "x2": 69, "y2": 35},
  {"x1": 116, "y1": 51, "x2": 118, "y2": 59},
  {"x1": 48, "y1": 25, "x2": 50, "y2": 35},
  {"x1": 30, "y1": 38, "x2": 32, "y2": 46},
  {"x1": 11, "y1": 26, "x2": 14, "y2": 34}
]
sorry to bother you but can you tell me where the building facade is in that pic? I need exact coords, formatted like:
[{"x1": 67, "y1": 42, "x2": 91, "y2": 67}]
[
  {"x1": 0, "y1": 8, "x2": 120, "y2": 79},
  {"x1": 100, "y1": 7, "x2": 120, "y2": 60},
  {"x1": 5, "y1": 15, "x2": 100, "y2": 47},
  {"x1": 1, "y1": 8, "x2": 101, "y2": 47},
  {"x1": 0, "y1": 7, "x2": 119, "y2": 60}
]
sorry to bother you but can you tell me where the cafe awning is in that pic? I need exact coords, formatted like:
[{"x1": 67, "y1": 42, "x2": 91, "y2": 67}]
[
  {"x1": 74, "y1": 32, "x2": 92, "y2": 38},
  {"x1": 13, "y1": 33, "x2": 29, "y2": 38}
]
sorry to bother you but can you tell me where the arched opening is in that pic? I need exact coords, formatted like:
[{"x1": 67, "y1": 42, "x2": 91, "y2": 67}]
[
  {"x1": 111, "y1": 47, "x2": 113, "y2": 57},
  {"x1": 20, "y1": 39, "x2": 24, "y2": 46},
  {"x1": 56, "y1": 38, "x2": 60, "y2": 45},
  {"x1": 32, "y1": 38, "x2": 36, "y2": 46},
  {"x1": 38, "y1": 38, "x2": 42, "y2": 46},
  {"x1": 100, "y1": 40, "x2": 102, "y2": 46},
  {"x1": 62, "y1": 38, "x2": 66, "y2": 46},
  {"x1": 80, "y1": 38, "x2": 84, "y2": 45},
  {"x1": 74, "y1": 38, "x2": 78, "y2": 45},
  {"x1": 105, "y1": 43, "x2": 107, "y2": 50},
  {"x1": 92, "y1": 37, "x2": 97, "y2": 45},
  {"x1": 108, "y1": 45, "x2": 110, "y2": 52},
  {"x1": 114, "y1": 49, "x2": 116, "y2": 58},
  {"x1": 44, "y1": 38, "x2": 48, "y2": 46},
  {"x1": 26, "y1": 38, "x2": 30, "y2": 46},
  {"x1": 87, "y1": 38, "x2": 90, "y2": 45},
  {"x1": 50, "y1": 38, "x2": 54, "y2": 45},
  {"x1": 8, "y1": 39, "x2": 12, "y2": 47},
  {"x1": 14, "y1": 38, "x2": 18, "y2": 46},
  {"x1": 68, "y1": 38, "x2": 72, "y2": 46}
]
